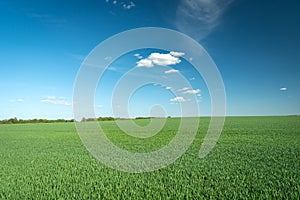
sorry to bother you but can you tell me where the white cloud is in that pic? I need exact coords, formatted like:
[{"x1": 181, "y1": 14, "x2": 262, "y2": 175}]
[
  {"x1": 165, "y1": 86, "x2": 172, "y2": 90},
  {"x1": 183, "y1": 89, "x2": 201, "y2": 94},
  {"x1": 123, "y1": 1, "x2": 135, "y2": 9},
  {"x1": 134, "y1": 53, "x2": 143, "y2": 59},
  {"x1": 177, "y1": 87, "x2": 201, "y2": 94},
  {"x1": 178, "y1": 87, "x2": 189, "y2": 91},
  {"x1": 165, "y1": 69, "x2": 179, "y2": 74},
  {"x1": 280, "y1": 87, "x2": 288, "y2": 91},
  {"x1": 17, "y1": 99, "x2": 24, "y2": 103},
  {"x1": 170, "y1": 96, "x2": 188, "y2": 103},
  {"x1": 104, "y1": 56, "x2": 112, "y2": 61},
  {"x1": 136, "y1": 58, "x2": 154, "y2": 68},
  {"x1": 149, "y1": 53, "x2": 181, "y2": 66},
  {"x1": 189, "y1": 77, "x2": 195, "y2": 80},
  {"x1": 41, "y1": 96, "x2": 72, "y2": 106},
  {"x1": 170, "y1": 51, "x2": 185, "y2": 57},
  {"x1": 107, "y1": 0, "x2": 136, "y2": 10},
  {"x1": 136, "y1": 51, "x2": 184, "y2": 67}
]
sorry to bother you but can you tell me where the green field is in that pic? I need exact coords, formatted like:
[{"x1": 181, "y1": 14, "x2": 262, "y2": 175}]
[{"x1": 0, "y1": 116, "x2": 299, "y2": 199}]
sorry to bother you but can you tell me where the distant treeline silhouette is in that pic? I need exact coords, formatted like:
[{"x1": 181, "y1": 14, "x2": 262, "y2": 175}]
[
  {"x1": 81, "y1": 117, "x2": 115, "y2": 122},
  {"x1": 0, "y1": 117, "x2": 118, "y2": 124},
  {"x1": 0, "y1": 116, "x2": 170, "y2": 124},
  {"x1": 0, "y1": 117, "x2": 75, "y2": 124}
]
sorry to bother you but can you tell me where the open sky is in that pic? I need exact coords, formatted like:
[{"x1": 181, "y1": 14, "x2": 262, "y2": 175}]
[{"x1": 0, "y1": 0, "x2": 299, "y2": 119}]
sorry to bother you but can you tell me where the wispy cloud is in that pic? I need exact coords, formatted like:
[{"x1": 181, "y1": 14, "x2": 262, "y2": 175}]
[
  {"x1": 183, "y1": 89, "x2": 201, "y2": 94},
  {"x1": 10, "y1": 99, "x2": 24, "y2": 103},
  {"x1": 136, "y1": 51, "x2": 184, "y2": 67},
  {"x1": 43, "y1": 96, "x2": 56, "y2": 100},
  {"x1": 165, "y1": 69, "x2": 179, "y2": 74},
  {"x1": 177, "y1": 87, "x2": 201, "y2": 95},
  {"x1": 27, "y1": 12, "x2": 67, "y2": 25},
  {"x1": 170, "y1": 96, "x2": 189, "y2": 103},
  {"x1": 104, "y1": 56, "x2": 113, "y2": 61},
  {"x1": 41, "y1": 99, "x2": 72, "y2": 106},
  {"x1": 178, "y1": 87, "x2": 189, "y2": 91},
  {"x1": 107, "y1": 66, "x2": 118, "y2": 71},
  {"x1": 176, "y1": 0, "x2": 234, "y2": 40},
  {"x1": 41, "y1": 96, "x2": 72, "y2": 106},
  {"x1": 106, "y1": 0, "x2": 136, "y2": 10},
  {"x1": 280, "y1": 87, "x2": 288, "y2": 91},
  {"x1": 68, "y1": 53, "x2": 86, "y2": 62}
]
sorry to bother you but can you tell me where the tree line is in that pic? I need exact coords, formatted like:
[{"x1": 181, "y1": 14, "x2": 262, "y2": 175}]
[
  {"x1": 0, "y1": 116, "x2": 171, "y2": 124},
  {"x1": 0, "y1": 117, "x2": 118, "y2": 124},
  {"x1": 81, "y1": 117, "x2": 115, "y2": 122},
  {"x1": 0, "y1": 117, "x2": 75, "y2": 124}
]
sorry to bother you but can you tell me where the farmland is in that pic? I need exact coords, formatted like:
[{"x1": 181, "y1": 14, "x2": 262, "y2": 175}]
[{"x1": 0, "y1": 116, "x2": 299, "y2": 199}]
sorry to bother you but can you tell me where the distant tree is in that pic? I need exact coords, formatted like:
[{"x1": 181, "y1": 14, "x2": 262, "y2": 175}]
[
  {"x1": 0, "y1": 117, "x2": 85, "y2": 124},
  {"x1": 8, "y1": 117, "x2": 18, "y2": 124},
  {"x1": 135, "y1": 117, "x2": 151, "y2": 120}
]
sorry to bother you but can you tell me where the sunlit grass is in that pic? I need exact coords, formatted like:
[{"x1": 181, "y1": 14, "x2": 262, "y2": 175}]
[{"x1": 0, "y1": 116, "x2": 299, "y2": 199}]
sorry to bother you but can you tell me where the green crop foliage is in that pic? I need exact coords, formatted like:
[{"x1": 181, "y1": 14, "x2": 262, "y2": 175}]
[{"x1": 0, "y1": 116, "x2": 299, "y2": 199}]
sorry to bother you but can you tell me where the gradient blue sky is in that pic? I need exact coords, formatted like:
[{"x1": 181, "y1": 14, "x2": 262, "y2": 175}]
[{"x1": 0, "y1": 0, "x2": 299, "y2": 119}]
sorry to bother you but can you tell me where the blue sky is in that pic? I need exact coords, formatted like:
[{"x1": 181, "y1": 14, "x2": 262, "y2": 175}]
[{"x1": 0, "y1": 0, "x2": 299, "y2": 119}]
